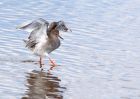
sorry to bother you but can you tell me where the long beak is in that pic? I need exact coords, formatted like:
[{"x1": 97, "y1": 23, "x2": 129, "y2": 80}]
[
  {"x1": 58, "y1": 35, "x2": 64, "y2": 40},
  {"x1": 69, "y1": 29, "x2": 72, "y2": 32},
  {"x1": 65, "y1": 28, "x2": 72, "y2": 32}
]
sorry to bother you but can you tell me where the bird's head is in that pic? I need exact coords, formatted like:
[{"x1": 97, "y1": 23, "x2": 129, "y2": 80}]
[
  {"x1": 47, "y1": 21, "x2": 71, "y2": 40},
  {"x1": 56, "y1": 21, "x2": 72, "y2": 32}
]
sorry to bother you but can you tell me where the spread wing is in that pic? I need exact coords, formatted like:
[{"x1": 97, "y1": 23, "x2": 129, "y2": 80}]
[
  {"x1": 17, "y1": 18, "x2": 49, "y2": 50},
  {"x1": 17, "y1": 18, "x2": 49, "y2": 32}
]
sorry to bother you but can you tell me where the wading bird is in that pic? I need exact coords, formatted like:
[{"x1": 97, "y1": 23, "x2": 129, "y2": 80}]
[{"x1": 17, "y1": 18, "x2": 69, "y2": 69}]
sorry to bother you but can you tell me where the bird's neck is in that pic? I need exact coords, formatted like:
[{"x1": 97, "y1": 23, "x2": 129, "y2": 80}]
[{"x1": 48, "y1": 29, "x2": 59, "y2": 39}]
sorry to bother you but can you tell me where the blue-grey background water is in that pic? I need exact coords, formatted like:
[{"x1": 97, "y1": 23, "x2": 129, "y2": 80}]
[{"x1": 0, "y1": 0, "x2": 140, "y2": 99}]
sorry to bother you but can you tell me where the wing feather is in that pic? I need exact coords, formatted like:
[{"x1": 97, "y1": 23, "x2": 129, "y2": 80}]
[{"x1": 17, "y1": 18, "x2": 49, "y2": 50}]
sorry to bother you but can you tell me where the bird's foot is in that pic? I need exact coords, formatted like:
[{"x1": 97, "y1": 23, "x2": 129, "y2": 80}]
[
  {"x1": 41, "y1": 68, "x2": 44, "y2": 71},
  {"x1": 39, "y1": 63, "x2": 45, "y2": 68},
  {"x1": 39, "y1": 63, "x2": 45, "y2": 71},
  {"x1": 38, "y1": 60, "x2": 44, "y2": 68},
  {"x1": 49, "y1": 59, "x2": 57, "y2": 66},
  {"x1": 49, "y1": 59, "x2": 58, "y2": 70}
]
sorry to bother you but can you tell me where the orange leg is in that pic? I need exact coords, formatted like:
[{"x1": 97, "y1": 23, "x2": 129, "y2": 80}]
[{"x1": 48, "y1": 57, "x2": 57, "y2": 66}]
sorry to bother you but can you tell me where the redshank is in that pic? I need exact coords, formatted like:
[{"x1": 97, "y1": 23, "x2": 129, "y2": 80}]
[{"x1": 17, "y1": 18, "x2": 69, "y2": 68}]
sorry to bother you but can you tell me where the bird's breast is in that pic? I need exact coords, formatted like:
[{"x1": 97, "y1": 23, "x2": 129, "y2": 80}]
[{"x1": 46, "y1": 38, "x2": 60, "y2": 54}]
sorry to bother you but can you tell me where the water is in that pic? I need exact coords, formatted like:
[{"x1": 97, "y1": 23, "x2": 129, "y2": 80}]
[
  {"x1": 22, "y1": 70, "x2": 66, "y2": 99},
  {"x1": 0, "y1": 0, "x2": 140, "y2": 99}
]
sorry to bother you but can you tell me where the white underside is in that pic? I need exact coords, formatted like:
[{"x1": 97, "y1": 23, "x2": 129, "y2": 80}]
[{"x1": 32, "y1": 35, "x2": 51, "y2": 57}]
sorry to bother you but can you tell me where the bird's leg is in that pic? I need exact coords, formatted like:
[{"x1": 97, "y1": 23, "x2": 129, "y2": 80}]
[
  {"x1": 48, "y1": 57, "x2": 57, "y2": 66},
  {"x1": 39, "y1": 57, "x2": 44, "y2": 68},
  {"x1": 39, "y1": 57, "x2": 42, "y2": 68},
  {"x1": 45, "y1": 53, "x2": 57, "y2": 69},
  {"x1": 48, "y1": 58, "x2": 57, "y2": 70}
]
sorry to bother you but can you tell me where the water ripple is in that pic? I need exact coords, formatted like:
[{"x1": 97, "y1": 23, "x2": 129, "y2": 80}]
[{"x1": 0, "y1": 0, "x2": 140, "y2": 99}]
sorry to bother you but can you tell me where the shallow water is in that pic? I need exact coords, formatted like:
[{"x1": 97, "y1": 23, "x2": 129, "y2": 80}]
[{"x1": 0, "y1": 0, "x2": 140, "y2": 99}]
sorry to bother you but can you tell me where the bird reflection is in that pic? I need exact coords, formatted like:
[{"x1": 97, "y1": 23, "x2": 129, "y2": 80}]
[{"x1": 22, "y1": 70, "x2": 66, "y2": 99}]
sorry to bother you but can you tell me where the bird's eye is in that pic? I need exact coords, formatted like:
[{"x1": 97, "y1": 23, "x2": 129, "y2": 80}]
[{"x1": 55, "y1": 33, "x2": 58, "y2": 35}]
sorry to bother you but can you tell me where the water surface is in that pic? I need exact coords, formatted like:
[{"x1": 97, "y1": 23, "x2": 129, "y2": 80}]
[{"x1": 0, "y1": 0, "x2": 140, "y2": 99}]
